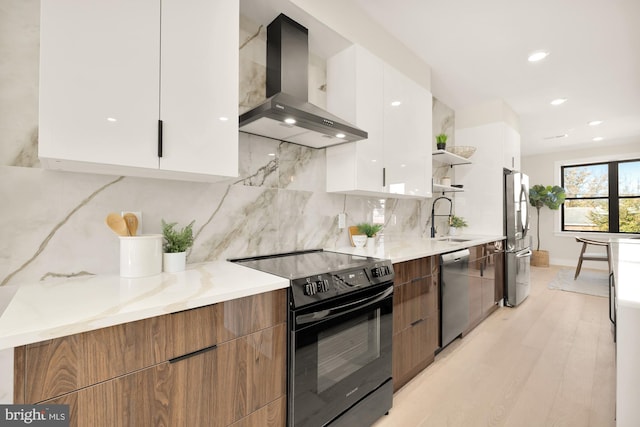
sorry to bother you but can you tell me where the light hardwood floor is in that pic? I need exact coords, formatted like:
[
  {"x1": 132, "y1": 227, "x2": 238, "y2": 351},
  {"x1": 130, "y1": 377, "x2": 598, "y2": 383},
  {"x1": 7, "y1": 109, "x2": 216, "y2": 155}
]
[{"x1": 375, "y1": 265, "x2": 616, "y2": 427}]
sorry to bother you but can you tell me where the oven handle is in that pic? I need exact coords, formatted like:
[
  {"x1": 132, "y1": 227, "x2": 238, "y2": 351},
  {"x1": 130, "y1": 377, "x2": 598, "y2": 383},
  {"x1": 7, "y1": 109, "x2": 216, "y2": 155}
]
[{"x1": 296, "y1": 285, "x2": 393, "y2": 325}]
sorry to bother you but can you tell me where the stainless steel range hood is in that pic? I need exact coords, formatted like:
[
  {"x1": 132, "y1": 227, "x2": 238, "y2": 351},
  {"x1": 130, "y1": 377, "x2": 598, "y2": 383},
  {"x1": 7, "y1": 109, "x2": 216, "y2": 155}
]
[{"x1": 239, "y1": 14, "x2": 367, "y2": 148}]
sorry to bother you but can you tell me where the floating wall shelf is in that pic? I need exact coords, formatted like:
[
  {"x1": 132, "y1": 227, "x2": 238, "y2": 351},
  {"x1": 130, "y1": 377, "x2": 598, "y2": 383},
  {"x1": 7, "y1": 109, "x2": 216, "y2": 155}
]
[{"x1": 432, "y1": 150, "x2": 472, "y2": 167}]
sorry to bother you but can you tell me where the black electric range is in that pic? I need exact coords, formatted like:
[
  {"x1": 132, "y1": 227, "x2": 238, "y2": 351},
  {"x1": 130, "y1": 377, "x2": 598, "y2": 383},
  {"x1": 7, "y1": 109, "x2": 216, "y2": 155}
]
[{"x1": 231, "y1": 249, "x2": 395, "y2": 427}]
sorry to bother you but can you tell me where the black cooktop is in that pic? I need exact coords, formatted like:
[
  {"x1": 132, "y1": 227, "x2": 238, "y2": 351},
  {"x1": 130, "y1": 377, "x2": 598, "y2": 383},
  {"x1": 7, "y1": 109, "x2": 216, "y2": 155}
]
[
  {"x1": 230, "y1": 250, "x2": 395, "y2": 308},
  {"x1": 231, "y1": 249, "x2": 374, "y2": 279}
]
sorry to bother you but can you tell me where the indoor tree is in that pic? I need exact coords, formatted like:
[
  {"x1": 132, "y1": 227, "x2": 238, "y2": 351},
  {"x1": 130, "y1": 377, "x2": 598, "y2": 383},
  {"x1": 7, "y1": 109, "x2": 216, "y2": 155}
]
[{"x1": 529, "y1": 184, "x2": 566, "y2": 251}]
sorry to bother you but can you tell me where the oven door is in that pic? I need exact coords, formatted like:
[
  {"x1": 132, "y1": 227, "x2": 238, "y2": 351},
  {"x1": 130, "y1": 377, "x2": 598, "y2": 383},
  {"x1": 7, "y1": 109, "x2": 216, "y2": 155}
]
[{"x1": 289, "y1": 282, "x2": 393, "y2": 427}]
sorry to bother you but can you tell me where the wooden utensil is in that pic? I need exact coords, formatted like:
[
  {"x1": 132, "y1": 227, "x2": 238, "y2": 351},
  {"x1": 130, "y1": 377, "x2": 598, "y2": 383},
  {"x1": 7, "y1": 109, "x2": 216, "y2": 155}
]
[
  {"x1": 105, "y1": 212, "x2": 130, "y2": 236},
  {"x1": 123, "y1": 213, "x2": 139, "y2": 236}
]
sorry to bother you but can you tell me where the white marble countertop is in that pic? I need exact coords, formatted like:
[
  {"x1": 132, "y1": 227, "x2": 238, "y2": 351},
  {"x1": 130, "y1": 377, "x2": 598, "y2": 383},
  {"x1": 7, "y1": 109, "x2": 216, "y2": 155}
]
[
  {"x1": 610, "y1": 238, "x2": 640, "y2": 309},
  {"x1": 329, "y1": 234, "x2": 505, "y2": 263},
  {"x1": 0, "y1": 234, "x2": 505, "y2": 351},
  {"x1": 0, "y1": 260, "x2": 289, "y2": 350}
]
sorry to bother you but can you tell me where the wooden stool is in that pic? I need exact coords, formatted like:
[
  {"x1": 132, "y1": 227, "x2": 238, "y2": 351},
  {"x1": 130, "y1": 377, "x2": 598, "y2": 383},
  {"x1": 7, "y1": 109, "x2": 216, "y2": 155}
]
[{"x1": 574, "y1": 237, "x2": 611, "y2": 279}]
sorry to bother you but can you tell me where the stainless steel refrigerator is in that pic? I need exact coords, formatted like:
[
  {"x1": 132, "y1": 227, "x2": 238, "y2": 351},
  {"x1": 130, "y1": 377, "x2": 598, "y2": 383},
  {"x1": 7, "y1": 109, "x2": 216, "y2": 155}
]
[{"x1": 504, "y1": 169, "x2": 532, "y2": 307}]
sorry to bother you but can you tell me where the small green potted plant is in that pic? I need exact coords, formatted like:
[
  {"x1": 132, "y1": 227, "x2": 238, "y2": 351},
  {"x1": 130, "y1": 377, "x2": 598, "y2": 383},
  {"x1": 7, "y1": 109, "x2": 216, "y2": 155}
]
[
  {"x1": 161, "y1": 219, "x2": 195, "y2": 272},
  {"x1": 449, "y1": 215, "x2": 467, "y2": 235},
  {"x1": 356, "y1": 222, "x2": 383, "y2": 247},
  {"x1": 436, "y1": 133, "x2": 448, "y2": 150}
]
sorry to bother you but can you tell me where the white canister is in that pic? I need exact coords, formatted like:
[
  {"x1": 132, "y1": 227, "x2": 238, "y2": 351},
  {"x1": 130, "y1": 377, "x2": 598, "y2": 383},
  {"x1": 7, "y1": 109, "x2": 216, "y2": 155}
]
[
  {"x1": 119, "y1": 234, "x2": 163, "y2": 278},
  {"x1": 440, "y1": 177, "x2": 451, "y2": 187}
]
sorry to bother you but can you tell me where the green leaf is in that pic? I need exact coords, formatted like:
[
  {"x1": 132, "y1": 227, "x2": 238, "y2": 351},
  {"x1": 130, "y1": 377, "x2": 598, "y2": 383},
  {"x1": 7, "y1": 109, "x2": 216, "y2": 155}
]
[
  {"x1": 356, "y1": 223, "x2": 383, "y2": 237},
  {"x1": 161, "y1": 219, "x2": 195, "y2": 253}
]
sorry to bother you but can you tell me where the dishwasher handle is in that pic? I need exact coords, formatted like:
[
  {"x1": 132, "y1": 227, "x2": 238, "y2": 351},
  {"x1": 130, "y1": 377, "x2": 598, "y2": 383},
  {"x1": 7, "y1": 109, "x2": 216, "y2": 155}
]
[{"x1": 440, "y1": 249, "x2": 470, "y2": 264}]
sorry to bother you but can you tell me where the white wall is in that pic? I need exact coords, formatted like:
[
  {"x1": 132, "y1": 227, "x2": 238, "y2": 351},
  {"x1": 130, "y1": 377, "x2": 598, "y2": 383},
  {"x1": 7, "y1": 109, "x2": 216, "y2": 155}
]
[
  {"x1": 290, "y1": 0, "x2": 431, "y2": 91},
  {"x1": 454, "y1": 101, "x2": 520, "y2": 236},
  {"x1": 522, "y1": 141, "x2": 640, "y2": 268}
]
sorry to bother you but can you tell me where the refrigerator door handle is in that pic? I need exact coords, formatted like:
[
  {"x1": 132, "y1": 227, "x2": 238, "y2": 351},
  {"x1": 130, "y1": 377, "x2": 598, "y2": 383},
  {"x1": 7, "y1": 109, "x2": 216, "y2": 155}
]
[
  {"x1": 516, "y1": 249, "x2": 532, "y2": 258},
  {"x1": 520, "y1": 183, "x2": 530, "y2": 238}
]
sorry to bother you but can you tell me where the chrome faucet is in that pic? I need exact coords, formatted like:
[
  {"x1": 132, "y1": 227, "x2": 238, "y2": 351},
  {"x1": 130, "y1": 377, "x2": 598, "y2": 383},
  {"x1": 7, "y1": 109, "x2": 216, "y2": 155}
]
[{"x1": 430, "y1": 196, "x2": 453, "y2": 238}]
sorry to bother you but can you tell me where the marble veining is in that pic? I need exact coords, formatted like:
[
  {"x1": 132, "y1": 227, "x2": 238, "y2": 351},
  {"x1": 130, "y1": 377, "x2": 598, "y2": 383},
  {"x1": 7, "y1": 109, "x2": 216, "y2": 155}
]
[
  {"x1": 11, "y1": 127, "x2": 39, "y2": 167},
  {"x1": 1, "y1": 175, "x2": 125, "y2": 286}
]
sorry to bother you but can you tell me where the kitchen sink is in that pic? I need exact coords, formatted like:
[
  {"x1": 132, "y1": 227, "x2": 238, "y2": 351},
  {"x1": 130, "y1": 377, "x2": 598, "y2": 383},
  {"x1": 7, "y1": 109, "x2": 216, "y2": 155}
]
[{"x1": 436, "y1": 237, "x2": 471, "y2": 243}]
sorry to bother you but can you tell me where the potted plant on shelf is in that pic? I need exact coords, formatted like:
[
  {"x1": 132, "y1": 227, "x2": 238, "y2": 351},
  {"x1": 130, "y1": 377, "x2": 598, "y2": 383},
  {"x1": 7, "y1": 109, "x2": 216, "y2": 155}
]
[
  {"x1": 449, "y1": 215, "x2": 468, "y2": 235},
  {"x1": 161, "y1": 219, "x2": 195, "y2": 272},
  {"x1": 356, "y1": 222, "x2": 383, "y2": 248},
  {"x1": 436, "y1": 133, "x2": 448, "y2": 150},
  {"x1": 529, "y1": 185, "x2": 566, "y2": 267}
]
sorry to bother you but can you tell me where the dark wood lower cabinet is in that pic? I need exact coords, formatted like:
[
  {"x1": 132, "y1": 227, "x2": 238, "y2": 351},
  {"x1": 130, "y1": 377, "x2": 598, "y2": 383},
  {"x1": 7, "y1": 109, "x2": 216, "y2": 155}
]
[
  {"x1": 392, "y1": 317, "x2": 437, "y2": 390},
  {"x1": 19, "y1": 290, "x2": 287, "y2": 427},
  {"x1": 392, "y1": 256, "x2": 438, "y2": 391},
  {"x1": 230, "y1": 396, "x2": 286, "y2": 427}
]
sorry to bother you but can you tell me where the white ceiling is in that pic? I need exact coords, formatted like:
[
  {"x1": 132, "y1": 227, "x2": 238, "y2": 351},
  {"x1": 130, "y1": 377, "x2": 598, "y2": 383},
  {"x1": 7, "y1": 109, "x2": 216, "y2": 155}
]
[{"x1": 354, "y1": 0, "x2": 640, "y2": 156}]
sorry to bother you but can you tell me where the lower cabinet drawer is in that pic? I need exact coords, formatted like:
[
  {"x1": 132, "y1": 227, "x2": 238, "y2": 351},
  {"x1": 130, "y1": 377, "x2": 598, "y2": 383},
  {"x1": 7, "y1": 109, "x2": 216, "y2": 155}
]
[
  {"x1": 41, "y1": 324, "x2": 286, "y2": 427},
  {"x1": 392, "y1": 317, "x2": 437, "y2": 391}
]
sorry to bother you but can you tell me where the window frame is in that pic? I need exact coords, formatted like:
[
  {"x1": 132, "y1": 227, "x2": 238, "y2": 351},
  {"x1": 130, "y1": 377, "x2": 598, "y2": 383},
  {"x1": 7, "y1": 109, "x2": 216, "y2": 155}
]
[{"x1": 560, "y1": 158, "x2": 640, "y2": 234}]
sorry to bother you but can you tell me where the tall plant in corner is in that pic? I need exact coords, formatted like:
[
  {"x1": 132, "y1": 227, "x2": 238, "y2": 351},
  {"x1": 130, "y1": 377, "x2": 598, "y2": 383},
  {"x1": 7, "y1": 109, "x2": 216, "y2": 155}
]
[{"x1": 529, "y1": 185, "x2": 566, "y2": 266}]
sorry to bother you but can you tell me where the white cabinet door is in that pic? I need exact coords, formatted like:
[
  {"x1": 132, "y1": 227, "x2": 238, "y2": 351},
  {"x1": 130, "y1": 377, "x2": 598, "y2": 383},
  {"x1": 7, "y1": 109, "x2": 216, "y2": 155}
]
[
  {"x1": 383, "y1": 64, "x2": 432, "y2": 198},
  {"x1": 160, "y1": 0, "x2": 238, "y2": 178},
  {"x1": 326, "y1": 45, "x2": 431, "y2": 198},
  {"x1": 39, "y1": 0, "x2": 160, "y2": 170},
  {"x1": 502, "y1": 125, "x2": 521, "y2": 171},
  {"x1": 326, "y1": 45, "x2": 384, "y2": 195},
  {"x1": 39, "y1": 0, "x2": 238, "y2": 182}
]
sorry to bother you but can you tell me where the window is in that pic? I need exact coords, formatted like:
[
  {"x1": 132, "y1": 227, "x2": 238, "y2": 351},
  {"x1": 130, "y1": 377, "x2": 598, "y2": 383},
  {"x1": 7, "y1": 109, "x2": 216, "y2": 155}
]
[{"x1": 561, "y1": 159, "x2": 640, "y2": 233}]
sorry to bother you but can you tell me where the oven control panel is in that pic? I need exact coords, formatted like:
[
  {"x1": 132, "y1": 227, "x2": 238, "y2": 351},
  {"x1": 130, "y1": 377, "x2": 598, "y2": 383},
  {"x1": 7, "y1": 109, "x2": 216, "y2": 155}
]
[{"x1": 290, "y1": 260, "x2": 394, "y2": 307}]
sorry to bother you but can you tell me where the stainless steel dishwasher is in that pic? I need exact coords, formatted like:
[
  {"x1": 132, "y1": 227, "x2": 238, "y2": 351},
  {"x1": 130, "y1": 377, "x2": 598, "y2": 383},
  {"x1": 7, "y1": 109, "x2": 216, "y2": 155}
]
[{"x1": 440, "y1": 249, "x2": 470, "y2": 348}]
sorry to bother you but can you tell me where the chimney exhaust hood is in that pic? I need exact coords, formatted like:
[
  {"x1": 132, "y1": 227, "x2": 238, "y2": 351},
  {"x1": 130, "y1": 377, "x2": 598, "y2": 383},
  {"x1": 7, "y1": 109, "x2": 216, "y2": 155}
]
[{"x1": 239, "y1": 14, "x2": 367, "y2": 148}]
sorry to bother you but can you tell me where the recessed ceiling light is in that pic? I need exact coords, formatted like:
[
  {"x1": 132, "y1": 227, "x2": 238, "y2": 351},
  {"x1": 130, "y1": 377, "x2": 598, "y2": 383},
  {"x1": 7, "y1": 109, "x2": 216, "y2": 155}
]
[
  {"x1": 268, "y1": 153, "x2": 276, "y2": 156},
  {"x1": 219, "y1": 116, "x2": 229, "y2": 121},
  {"x1": 391, "y1": 101, "x2": 402, "y2": 107},
  {"x1": 528, "y1": 51, "x2": 549, "y2": 62},
  {"x1": 588, "y1": 120, "x2": 603, "y2": 126},
  {"x1": 106, "y1": 117, "x2": 117, "y2": 122},
  {"x1": 284, "y1": 118, "x2": 296, "y2": 124},
  {"x1": 550, "y1": 98, "x2": 567, "y2": 106},
  {"x1": 336, "y1": 133, "x2": 346, "y2": 138},
  {"x1": 592, "y1": 136, "x2": 604, "y2": 141}
]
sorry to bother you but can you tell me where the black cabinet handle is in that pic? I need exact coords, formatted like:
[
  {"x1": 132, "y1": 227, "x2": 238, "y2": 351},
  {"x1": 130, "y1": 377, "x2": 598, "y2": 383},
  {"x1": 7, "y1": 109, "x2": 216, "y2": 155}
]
[
  {"x1": 169, "y1": 344, "x2": 217, "y2": 364},
  {"x1": 158, "y1": 119, "x2": 163, "y2": 158},
  {"x1": 383, "y1": 167, "x2": 386, "y2": 187},
  {"x1": 410, "y1": 318, "x2": 425, "y2": 327}
]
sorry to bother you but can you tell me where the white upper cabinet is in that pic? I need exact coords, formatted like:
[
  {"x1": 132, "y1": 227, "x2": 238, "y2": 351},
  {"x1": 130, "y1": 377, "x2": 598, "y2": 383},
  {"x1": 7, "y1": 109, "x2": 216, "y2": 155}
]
[
  {"x1": 326, "y1": 45, "x2": 384, "y2": 195},
  {"x1": 326, "y1": 45, "x2": 432, "y2": 198},
  {"x1": 382, "y1": 63, "x2": 432, "y2": 198},
  {"x1": 502, "y1": 125, "x2": 521, "y2": 171},
  {"x1": 38, "y1": 0, "x2": 238, "y2": 182}
]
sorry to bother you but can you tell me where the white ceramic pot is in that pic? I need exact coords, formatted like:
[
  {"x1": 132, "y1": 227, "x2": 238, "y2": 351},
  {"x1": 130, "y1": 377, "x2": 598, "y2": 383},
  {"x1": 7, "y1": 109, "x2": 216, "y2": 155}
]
[
  {"x1": 449, "y1": 227, "x2": 457, "y2": 236},
  {"x1": 352, "y1": 235, "x2": 367, "y2": 248},
  {"x1": 163, "y1": 252, "x2": 186, "y2": 273},
  {"x1": 119, "y1": 234, "x2": 163, "y2": 278},
  {"x1": 367, "y1": 237, "x2": 376, "y2": 248}
]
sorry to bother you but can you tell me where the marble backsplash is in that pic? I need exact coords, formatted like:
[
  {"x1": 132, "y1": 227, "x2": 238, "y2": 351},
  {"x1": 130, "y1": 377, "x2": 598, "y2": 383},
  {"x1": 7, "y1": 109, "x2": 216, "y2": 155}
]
[{"x1": 0, "y1": 2, "x2": 455, "y2": 288}]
